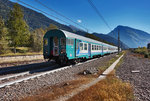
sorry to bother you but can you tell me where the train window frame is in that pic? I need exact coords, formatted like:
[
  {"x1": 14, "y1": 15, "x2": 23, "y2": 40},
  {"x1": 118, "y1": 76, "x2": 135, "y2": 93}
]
[
  {"x1": 100, "y1": 46, "x2": 102, "y2": 50},
  {"x1": 80, "y1": 43, "x2": 83, "y2": 51},
  {"x1": 70, "y1": 39, "x2": 74, "y2": 45},
  {"x1": 60, "y1": 38, "x2": 66, "y2": 46},
  {"x1": 44, "y1": 38, "x2": 48, "y2": 46},
  {"x1": 67, "y1": 38, "x2": 74, "y2": 46},
  {"x1": 76, "y1": 41, "x2": 79, "y2": 50},
  {"x1": 92, "y1": 45, "x2": 94, "y2": 50},
  {"x1": 84, "y1": 43, "x2": 87, "y2": 50},
  {"x1": 97, "y1": 45, "x2": 98, "y2": 50},
  {"x1": 53, "y1": 37, "x2": 59, "y2": 46}
]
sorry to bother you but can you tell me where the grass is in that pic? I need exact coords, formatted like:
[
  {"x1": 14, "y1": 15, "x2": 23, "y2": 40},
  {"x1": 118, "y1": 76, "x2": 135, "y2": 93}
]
[
  {"x1": 0, "y1": 52, "x2": 42, "y2": 56},
  {"x1": 67, "y1": 71, "x2": 134, "y2": 101},
  {"x1": 132, "y1": 47, "x2": 150, "y2": 58},
  {"x1": 67, "y1": 51, "x2": 134, "y2": 101},
  {"x1": 20, "y1": 77, "x2": 92, "y2": 101},
  {"x1": 98, "y1": 51, "x2": 124, "y2": 75},
  {"x1": 19, "y1": 51, "x2": 133, "y2": 101},
  {"x1": 0, "y1": 47, "x2": 42, "y2": 56}
]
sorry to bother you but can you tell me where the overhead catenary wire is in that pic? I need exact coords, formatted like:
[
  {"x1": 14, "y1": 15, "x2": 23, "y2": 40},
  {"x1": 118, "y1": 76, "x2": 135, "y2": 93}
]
[
  {"x1": 16, "y1": 0, "x2": 72, "y2": 26},
  {"x1": 0, "y1": 0, "x2": 59, "y2": 31},
  {"x1": 87, "y1": 0, "x2": 118, "y2": 41},
  {"x1": 87, "y1": 0, "x2": 112, "y2": 31},
  {"x1": 87, "y1": 0, "x2": 120, "y2": 48},
  {"x1": 16, "y1": 0, "x2": 93, "y2": 33},
  {"x1": 34, "y1": 0, "x2": 92, "y2": 32}
]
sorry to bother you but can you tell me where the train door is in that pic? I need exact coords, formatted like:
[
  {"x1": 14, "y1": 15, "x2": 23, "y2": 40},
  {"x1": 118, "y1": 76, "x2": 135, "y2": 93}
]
[
  {"x1": 66, "y1": 38, "x2": 74, "y2": 59},
  {"x1": 102, "y1": 45, "x2": 104, "y2": 55},
  {"x1": 49, "y1": 37, "x2": 53, "y2": 55},
  {"x1": 53, "y1": 37, "x2": 59, "y2": 56},
  {"x1": 88, "y1": 43, "x2": 91, "y2": 57},
  {"x1": 60, "y1": 38, "x2": 66, "y2": 54}
]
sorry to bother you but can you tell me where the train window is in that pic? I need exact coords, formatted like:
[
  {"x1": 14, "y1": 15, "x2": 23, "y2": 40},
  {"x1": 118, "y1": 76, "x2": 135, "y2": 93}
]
[
  {"x1": 92, "y1": 45, "x2": 94, "y2": 50},
  {"x1": 100, "y1": 46, "x2": 102, "y2": 50},
  {"x1": 61, "y1": 38, "x2": 66, "y2": 46},
  {"x1": 53, "y1": 37, "x2": 58, "y2": 46},
  {"x1": 44, "y1": 38, "x2": 48, "y2": 46},
  {"x1": 70, "y1": 39, "x2": 74, "y2": 45},
  {"x1": 104, "y1": 47, "x2": 107, "y2": 50},
  {"x1": 67, "y1": 39, "x2": 74, "y2": 45},
  {"x1": 95, "y1": 45, "x2": 96, "y2": 50},
  {"x1": 54, "y1": 47, "x2": 59, "y2": 55},
  {"x1": 97, "y1": 45, "x2": 98, "y2": 50},
  {"x1": 80, "y1": 43, "x2": 83, "y2": 50},
  {"x1": 84, "y1": 43, "x2": 87, "y2": 50}
]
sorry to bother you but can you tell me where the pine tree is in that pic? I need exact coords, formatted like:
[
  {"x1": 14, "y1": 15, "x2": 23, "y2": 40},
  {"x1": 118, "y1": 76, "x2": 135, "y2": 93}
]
[
  {"x1": 0, "y1": 16, "x2": 9, "y2": 54},
  {"x1": 30, "y1": 28, "x2": 44, "y2": 52},
  {"x1": 7, "y1": 3, "x2": 30, "y2": 53}
]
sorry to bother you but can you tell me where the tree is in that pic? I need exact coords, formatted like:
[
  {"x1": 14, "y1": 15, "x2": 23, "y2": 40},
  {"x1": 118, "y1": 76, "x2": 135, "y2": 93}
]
[
  {"x1": 46, "y1": 24, "x2": 58, "y2": 31},
  {"x1": 0, "y1": 16, "x2": 9, "y2": 54},
  {"x1": 7, "y1": 3, "x2": 30, "y2": 53},
  {"x1": 30, "y1": 28, "x2": 44, "y2": 52}
]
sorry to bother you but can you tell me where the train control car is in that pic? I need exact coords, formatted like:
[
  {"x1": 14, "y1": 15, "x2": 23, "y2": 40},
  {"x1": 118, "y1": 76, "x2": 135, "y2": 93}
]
[{"x1": 43, "y1": 29, "x2": 118, "y2": 65}]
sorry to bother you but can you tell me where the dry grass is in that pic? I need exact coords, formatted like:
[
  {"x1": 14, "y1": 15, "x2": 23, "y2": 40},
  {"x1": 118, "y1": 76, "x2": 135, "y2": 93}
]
[
  {"x1": 20, "y1": 77, "x2": 92, "y2": 101},
  {"x1": 0, "y1": 52, "x2": 42, "y2": 56},
  {"x1": 67, "y1": 71, "x2": 134, "y2": 101},
  {"x1": 20, "y1": 52, "x2": 132, "y2": 101}
]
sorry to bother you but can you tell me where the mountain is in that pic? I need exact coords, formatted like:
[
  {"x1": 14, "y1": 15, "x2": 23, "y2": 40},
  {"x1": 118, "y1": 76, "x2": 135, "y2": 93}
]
[
  {"x1": 108, "y1": 25, "x2": 150, "y2": 48},
  {"x1": 93, "y1": 33, "x2": 129, "y2": 49},
  {"x1": 0, "y1": 0, "x2": 73, "y2": 31},
  {"x1": 69, "y1": 25, "x2": 84, "y2": 32},
  {"x1": 0, "y1": 0, "x2": 134, "y2": 49}
]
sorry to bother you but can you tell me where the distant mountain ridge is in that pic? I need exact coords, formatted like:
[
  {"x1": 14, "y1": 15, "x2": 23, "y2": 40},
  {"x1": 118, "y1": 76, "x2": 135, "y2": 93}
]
[
  {"x1": 108, "y1": 25, "x2": 150, "y2": 48},
  {"x1": 0, "y1": 0, "x2": 73, "y2": 31},
  {"x1": 1, "y1": 0, "x2": 149, "y2": 48},
  {"x1": 93, "y1": 33, "x2": 129, "y2": 49}
]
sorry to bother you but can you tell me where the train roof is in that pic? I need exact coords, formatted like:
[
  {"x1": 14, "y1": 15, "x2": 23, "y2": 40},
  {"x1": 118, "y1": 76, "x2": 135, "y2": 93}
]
[
  {"x1": 61, "y1": 29, "x2": 117, "y2": 48},
  {"x1": 45, "y1": 29, "x2": 117, "y2": 48},
  {"x1": 61, "y1": 29, "x2": 102, "y2": 44}
]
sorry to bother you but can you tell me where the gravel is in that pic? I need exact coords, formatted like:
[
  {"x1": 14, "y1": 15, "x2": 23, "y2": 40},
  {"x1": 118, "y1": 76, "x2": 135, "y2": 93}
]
[
  {"x1": 0, "y1": 54, "x2": 116, "y2": 101},
  {"x1": 116, "y1": 52, "x2": 150, "y2": 101}
]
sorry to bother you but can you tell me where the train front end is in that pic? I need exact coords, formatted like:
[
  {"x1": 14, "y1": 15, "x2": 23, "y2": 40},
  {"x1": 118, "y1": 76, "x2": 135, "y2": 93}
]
[{"x1": 43, "y1": 29, "x2": 67, "y2": 64}]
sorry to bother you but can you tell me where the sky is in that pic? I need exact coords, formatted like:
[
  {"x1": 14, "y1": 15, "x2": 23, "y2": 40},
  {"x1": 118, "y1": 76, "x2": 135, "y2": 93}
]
[{"x1": 10, "y1": 0, "x2": 150, "y2": 34}]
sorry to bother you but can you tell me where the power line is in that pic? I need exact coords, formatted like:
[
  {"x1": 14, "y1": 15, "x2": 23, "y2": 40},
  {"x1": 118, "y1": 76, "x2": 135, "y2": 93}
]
[
  {"x1": 87, "y1": 0, "x2": 119, "y2": 48},
  {"x1": 87, "y1": 0, "x2": 112, "y2": 31},
  {"x1": 0, "y1": 0, "x2": 60, "y2": 28},
  {"x1": 17, "y1": 0, "x2": 93, "y2": 32},
  {"x1": 34, "y1": 0, "x2": 91, "y2": 32},
  {"x1": 16, "y1": 0, "x2": 71, "y2": 25}
]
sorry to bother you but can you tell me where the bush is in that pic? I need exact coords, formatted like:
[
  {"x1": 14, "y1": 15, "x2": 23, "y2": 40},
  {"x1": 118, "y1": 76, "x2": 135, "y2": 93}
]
[{"x1": 144, "y1": 53, "x2": 149, "y2": 58}]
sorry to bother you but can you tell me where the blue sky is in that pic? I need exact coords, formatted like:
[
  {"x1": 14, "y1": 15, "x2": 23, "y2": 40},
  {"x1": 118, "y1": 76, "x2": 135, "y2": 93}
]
[{"x1": 10, "y1": 0, "x2": 150, "y2": 34}]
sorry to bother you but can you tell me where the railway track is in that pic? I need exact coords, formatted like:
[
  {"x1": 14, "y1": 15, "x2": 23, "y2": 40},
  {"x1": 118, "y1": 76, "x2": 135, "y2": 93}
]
[{"x1": 0, "y1": 57, "x2": 100, "y2": 89}]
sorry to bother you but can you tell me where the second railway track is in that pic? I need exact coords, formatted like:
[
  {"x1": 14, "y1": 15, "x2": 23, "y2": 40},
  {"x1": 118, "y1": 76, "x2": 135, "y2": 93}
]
[{"x1": 0, "y1": 56, "x2": 100, "y2": 89}]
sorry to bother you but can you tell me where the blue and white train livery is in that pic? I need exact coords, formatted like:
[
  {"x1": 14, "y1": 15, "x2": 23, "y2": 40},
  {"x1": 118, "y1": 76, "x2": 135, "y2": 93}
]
[{"x1": 43, "y1": 29, "x2": 118, "y2": 65}]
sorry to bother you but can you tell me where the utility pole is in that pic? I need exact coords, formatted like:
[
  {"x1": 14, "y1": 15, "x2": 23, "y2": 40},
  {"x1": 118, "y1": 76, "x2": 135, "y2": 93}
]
[{"x1": 118, "y1": 29, "x2": 120, "y2": 54}]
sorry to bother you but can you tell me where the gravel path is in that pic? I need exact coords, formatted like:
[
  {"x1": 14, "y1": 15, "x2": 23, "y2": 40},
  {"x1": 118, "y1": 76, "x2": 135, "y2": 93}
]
[
  {"x1": 116, "y1": 52, "x2": 150, "y2": 101},
  {"x1": 0, "y1": 54, "x2": 115, "y2": 101}
]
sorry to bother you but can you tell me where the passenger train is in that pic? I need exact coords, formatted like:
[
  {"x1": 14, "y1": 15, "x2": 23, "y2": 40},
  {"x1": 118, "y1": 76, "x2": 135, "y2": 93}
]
[{"x1": 43, "y1": 29, "x2": 118, "y2": 65}]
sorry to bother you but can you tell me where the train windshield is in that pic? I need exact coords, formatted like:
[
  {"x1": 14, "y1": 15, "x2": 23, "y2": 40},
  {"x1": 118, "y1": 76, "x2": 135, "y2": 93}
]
[
  {"x1": 53, "y1": 37, "x2": 59, "y2": 55},
  {"x1": 61, "y1": 38, "x2": 66, "y2": 53}
]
